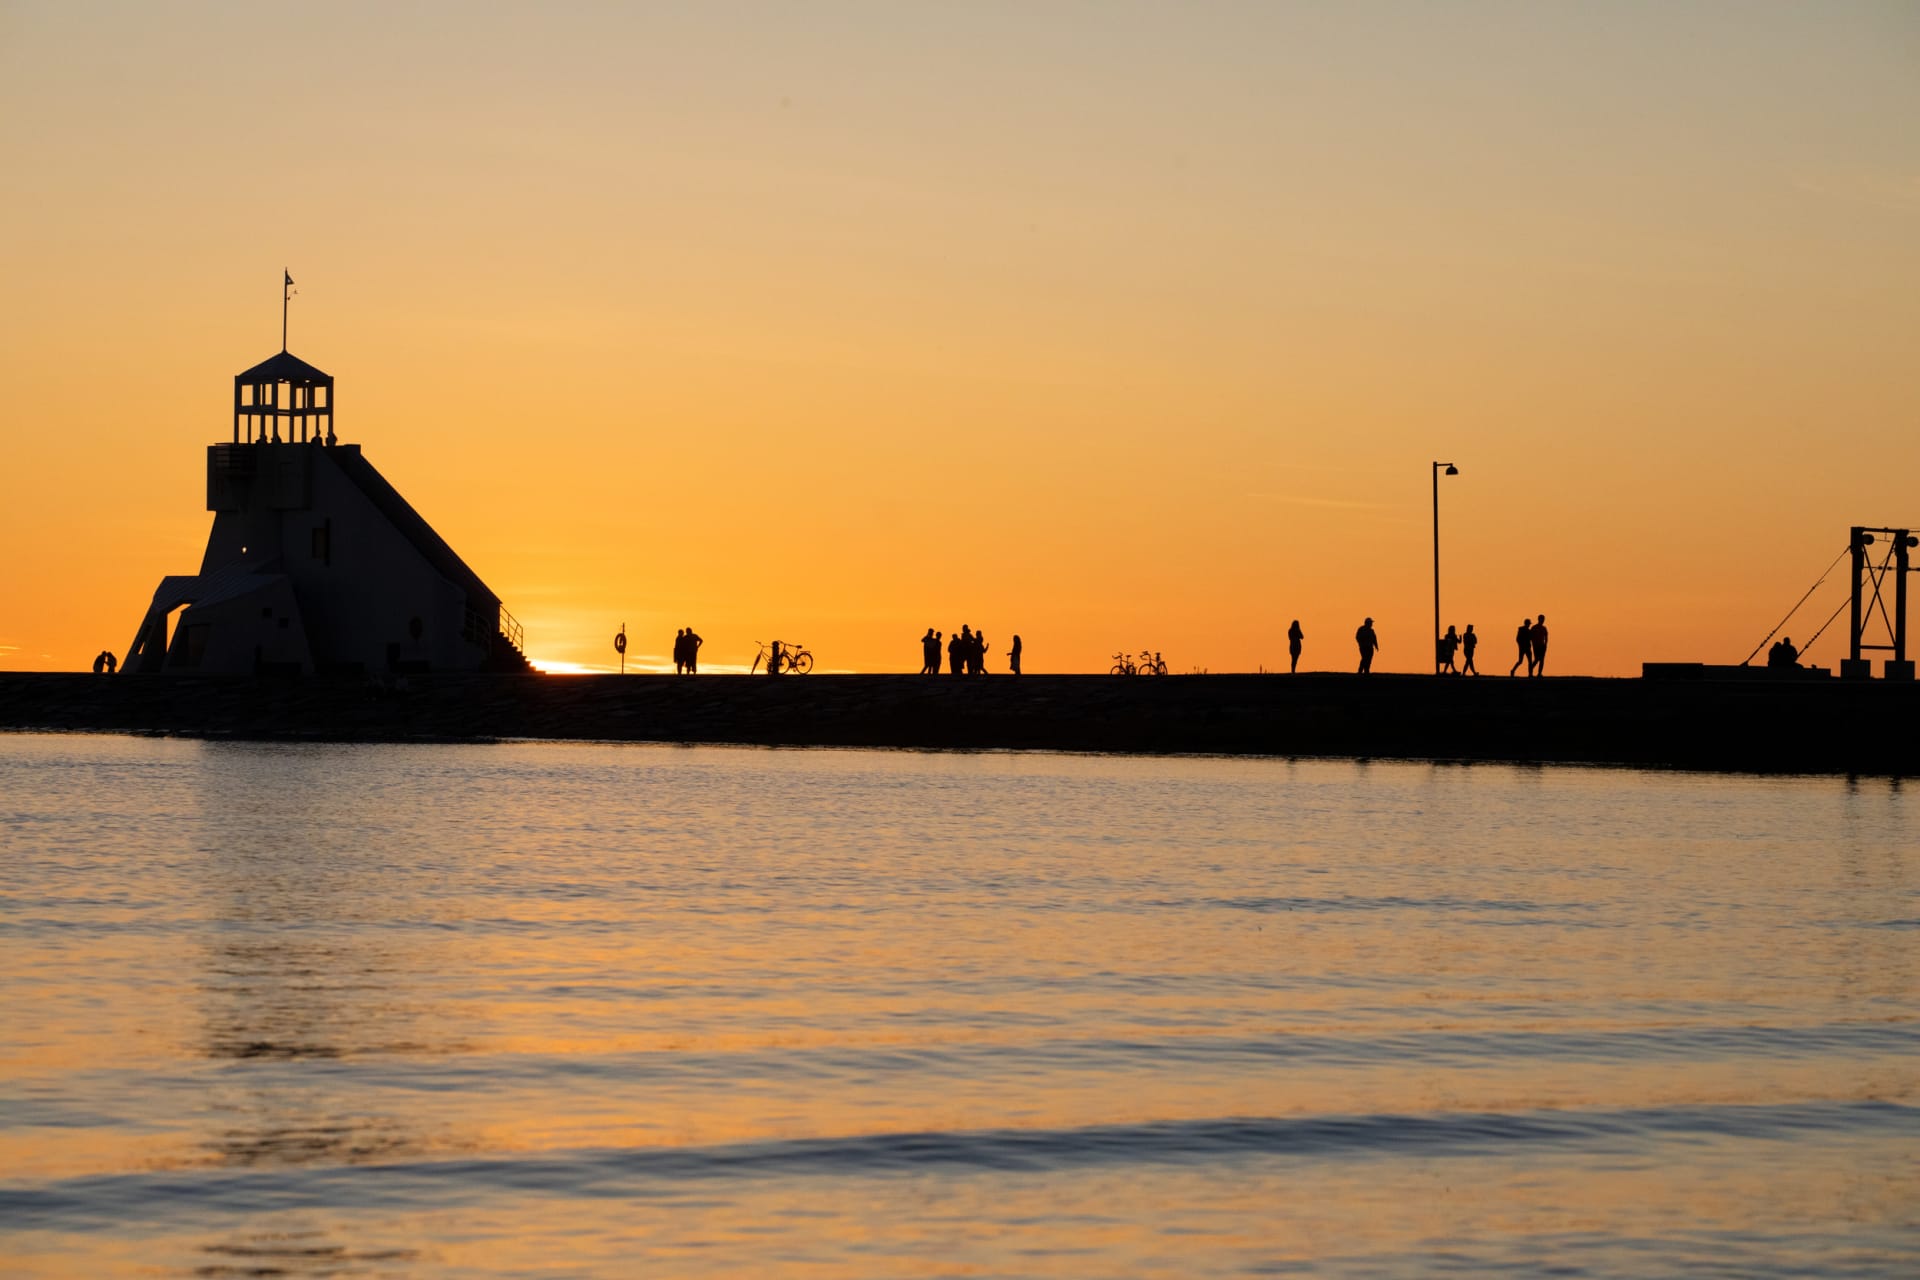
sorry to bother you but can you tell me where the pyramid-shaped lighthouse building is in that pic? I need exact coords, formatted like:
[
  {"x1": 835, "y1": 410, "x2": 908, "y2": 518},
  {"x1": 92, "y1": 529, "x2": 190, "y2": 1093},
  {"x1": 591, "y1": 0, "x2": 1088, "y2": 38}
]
[{"x1": 125, "y1": 348, "x2": 531, "y2": 675}]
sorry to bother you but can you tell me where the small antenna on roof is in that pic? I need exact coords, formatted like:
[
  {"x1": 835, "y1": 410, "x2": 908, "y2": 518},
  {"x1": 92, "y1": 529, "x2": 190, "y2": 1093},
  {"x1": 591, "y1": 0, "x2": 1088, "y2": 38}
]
[{"x1": 281, "y1": 269, "x2": 296, "y2": 352}]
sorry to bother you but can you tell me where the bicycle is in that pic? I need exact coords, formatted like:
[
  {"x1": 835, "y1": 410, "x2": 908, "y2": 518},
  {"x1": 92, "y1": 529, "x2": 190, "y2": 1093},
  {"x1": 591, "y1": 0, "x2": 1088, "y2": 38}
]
[
  {"x1": 1137, "y1": 650, "x2": 1169, "y2": 676},
  {"x1": 751, "y1": 640, "x2": 815, "y2": 675},
  {"x1": 1109, "y1": 651, "x2": 1138, "y2": 676}
]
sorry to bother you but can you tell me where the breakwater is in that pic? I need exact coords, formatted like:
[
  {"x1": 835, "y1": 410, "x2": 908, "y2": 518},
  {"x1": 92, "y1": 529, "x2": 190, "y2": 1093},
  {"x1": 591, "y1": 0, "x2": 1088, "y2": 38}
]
[{"x1": 3, "y1": 672, "x2": 1914, "y2": 773}]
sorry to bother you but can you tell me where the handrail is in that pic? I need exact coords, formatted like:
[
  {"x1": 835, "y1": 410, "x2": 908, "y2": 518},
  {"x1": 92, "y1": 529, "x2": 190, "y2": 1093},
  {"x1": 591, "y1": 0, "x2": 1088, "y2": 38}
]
[
  {"x1": 465, "y1": 602, "x2": 526, "y2": 655},
  {"x1": 498, "y1": 605, "x2": 525, "y2": 654}
]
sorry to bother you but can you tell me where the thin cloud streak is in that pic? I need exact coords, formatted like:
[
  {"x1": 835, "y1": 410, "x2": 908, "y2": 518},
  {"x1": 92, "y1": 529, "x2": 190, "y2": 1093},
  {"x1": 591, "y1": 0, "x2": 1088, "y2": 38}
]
[{"x1": 1247, "y1": 493, "x2": 1400, "y2": 511}]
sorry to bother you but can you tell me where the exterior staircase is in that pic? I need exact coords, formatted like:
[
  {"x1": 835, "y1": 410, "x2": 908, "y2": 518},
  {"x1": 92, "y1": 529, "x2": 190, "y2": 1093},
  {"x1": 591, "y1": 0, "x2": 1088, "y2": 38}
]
[{"x1": 487, "y1": 606, "x2": 535, "y2": 673}]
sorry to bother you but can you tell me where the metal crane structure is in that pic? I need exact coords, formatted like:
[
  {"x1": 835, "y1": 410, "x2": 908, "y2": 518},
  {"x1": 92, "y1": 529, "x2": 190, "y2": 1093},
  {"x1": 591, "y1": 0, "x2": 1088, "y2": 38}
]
[{"x1": 1844, "y1": 526, "x2": 1917, "y2": 680}]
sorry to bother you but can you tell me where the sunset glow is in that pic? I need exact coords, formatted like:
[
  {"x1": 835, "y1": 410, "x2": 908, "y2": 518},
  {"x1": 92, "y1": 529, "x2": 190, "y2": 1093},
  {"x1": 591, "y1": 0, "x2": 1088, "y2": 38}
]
[{"x1": 3, "y1": 3, "x2": 1916, "y2": 677}]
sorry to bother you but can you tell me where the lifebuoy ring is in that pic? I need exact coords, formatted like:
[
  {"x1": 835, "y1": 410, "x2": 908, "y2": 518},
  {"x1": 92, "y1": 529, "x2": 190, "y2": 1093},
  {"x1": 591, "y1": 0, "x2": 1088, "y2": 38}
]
[{"x1": 613, "y1": 631, "x2": 627, "y2": 654}]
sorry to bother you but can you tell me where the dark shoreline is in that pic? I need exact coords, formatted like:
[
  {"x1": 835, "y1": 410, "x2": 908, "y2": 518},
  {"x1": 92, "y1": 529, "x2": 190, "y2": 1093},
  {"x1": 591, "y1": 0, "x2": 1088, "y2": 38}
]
[{"x1": 2, "y1": 671, "x2": 1914, "y2": 775}]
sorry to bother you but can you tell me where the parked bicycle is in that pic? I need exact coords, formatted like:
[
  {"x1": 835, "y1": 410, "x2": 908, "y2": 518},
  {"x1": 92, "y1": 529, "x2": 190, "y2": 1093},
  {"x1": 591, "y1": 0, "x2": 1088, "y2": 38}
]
[
  {"x1": 751, "y1": 640, "x2": 814, "y2": 675},
  {"x1": 1137, "y1": 650, "x2": 1169, "y2": 676},
  {"x1": 1110, "y1": 651, "x2": 1138, "y2": 676}
]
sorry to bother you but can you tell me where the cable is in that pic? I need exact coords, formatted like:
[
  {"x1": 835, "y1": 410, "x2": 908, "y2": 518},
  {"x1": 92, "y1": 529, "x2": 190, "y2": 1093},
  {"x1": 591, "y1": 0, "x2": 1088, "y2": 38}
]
[
  {"x1": 1743, "y1": 545, "x2": 1849, "y2": 665},
  {"x1": 1799, "y1": 595, "x2": 1851, "y2": 656}
]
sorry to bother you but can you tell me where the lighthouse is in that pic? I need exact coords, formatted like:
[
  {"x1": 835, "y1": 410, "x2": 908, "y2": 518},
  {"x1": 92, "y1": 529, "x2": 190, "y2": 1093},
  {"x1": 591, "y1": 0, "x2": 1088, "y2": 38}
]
[{"x1": 124, "y1": 346, "x2": 530, "y2": 676}]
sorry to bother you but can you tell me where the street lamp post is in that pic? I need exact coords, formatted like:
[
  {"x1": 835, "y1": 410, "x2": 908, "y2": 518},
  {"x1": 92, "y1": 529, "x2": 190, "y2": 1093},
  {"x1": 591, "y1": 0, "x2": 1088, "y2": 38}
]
[{"x1": 1433, "y1": 461, "x2": 1459, "y2": 674}]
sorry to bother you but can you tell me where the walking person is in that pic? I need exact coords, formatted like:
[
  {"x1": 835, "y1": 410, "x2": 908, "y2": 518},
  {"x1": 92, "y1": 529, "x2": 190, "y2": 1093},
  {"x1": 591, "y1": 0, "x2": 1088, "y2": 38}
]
[
  {"x1": 683, "y1": 626, "x2": 703, "y2": 674},
  {"x1": 973, "y1": 632, "x2": 989, "y2": 674},
  {"x1": 1461, "y1": 624, "x2": 1478, "y2": 675},
  {"x1": 1510, "y1": 618, "x2": 1533, "y2": 676},
  {"x1": 1287, "y1": 620, "x2": 1304, "y2": 673},
  {"x1": 1009, "y1": 633, "x2": 1022, "y2": 675},
  {"x1": 1440, "y1": 625, "x2": 1460, "y2": 674},
  {"x1": 1530, "y1": 615, "x2": 1549, "y2": 676},
  {"x1": 1355, "y1": 617, "x2": 1380, "y2": 674}
]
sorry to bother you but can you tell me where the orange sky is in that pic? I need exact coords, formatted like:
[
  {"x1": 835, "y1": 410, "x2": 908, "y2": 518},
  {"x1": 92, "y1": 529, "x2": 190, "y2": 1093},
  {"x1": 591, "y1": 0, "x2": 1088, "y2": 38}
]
[{"x1": 2, "y1": 3, "x2": 1916, "y2": 676}]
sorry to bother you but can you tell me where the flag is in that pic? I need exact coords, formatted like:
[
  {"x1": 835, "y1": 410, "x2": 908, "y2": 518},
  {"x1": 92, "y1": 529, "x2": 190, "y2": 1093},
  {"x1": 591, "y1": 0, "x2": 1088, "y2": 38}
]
[{"x1": 284, "y1": 270, "x2": 294, "y2": 290}]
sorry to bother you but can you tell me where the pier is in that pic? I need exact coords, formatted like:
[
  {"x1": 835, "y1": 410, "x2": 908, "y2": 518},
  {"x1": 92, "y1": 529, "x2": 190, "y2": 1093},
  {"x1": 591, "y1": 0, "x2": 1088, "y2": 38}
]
[{"x1": 3, "y1": 672, "x2": 1914, "y2": 775}]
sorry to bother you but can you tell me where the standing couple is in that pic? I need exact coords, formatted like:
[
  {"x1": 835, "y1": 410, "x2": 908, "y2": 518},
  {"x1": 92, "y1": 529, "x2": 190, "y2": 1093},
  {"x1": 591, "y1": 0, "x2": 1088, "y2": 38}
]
[{"x1": 673, "y1": 627, "x2": 703, "y2": 674}]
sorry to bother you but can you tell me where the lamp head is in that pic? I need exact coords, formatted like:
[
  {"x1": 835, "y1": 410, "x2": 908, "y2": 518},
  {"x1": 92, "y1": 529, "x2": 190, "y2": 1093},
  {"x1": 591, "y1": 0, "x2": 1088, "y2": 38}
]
[{"x1": 1443, "y1": 463, "x2": 1459, "y2": 476}]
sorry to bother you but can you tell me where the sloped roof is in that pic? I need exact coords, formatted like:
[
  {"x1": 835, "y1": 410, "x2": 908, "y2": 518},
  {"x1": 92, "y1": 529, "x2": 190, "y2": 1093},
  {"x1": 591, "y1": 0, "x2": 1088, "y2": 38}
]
[
  {"x1": 235, "y1": 350, "x2": 331, "y2": 385},
  {"x1": 327, "y1": 446, "x2": 500, "y2": 610}
]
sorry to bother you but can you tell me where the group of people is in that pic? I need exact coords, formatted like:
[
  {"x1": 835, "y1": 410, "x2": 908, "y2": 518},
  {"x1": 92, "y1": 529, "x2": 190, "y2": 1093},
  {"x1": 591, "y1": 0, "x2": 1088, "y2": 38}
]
[
  {"x1": 637, "y1": 613, "x2": 1561, "y2": 677},
  {"x1": 1346, "y1": 614, "x2": 1550, "y2": 675},
  {"x1": 671, "y1": 627, "x2": 703, "y2": 674},
  {"x1": 1766, "y1": 635, "x2": 1801, "y2": 669},
  {"x1": 90, "y1": 649, "x2": 117, "y2": 675},
  {"x1": 922, "y1": 626, "x2": 1021, "y2": 675}
]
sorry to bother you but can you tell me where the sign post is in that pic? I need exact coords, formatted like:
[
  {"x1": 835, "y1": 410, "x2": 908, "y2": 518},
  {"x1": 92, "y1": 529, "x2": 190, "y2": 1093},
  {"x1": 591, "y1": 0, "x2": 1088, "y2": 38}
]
[{"x1": 614, "y1": 623, "x2": 627, "y2": 675}]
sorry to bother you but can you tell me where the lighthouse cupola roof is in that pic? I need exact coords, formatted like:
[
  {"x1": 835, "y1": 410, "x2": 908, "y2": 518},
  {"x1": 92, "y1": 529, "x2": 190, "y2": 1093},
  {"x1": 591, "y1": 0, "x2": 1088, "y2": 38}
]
[{"x1": 233, "y1": 350, "x2": 334, "y2": 445}]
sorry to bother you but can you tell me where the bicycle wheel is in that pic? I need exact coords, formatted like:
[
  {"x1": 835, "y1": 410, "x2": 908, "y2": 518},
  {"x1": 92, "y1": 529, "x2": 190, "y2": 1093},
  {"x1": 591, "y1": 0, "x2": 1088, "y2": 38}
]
[
  {"x1": 790, "y1": 651, "x2": 814, "y2": 674},
  {"x1": 1110, "y1": 663, "x2": 1129, "y2": 676}
]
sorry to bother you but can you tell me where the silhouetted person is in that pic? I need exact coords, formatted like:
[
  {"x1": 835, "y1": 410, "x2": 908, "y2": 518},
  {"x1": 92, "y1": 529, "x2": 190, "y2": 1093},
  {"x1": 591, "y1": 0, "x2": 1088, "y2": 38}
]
[
  {"x1": 672, "y1": 628, "x2": 688, "y2": 674},
  {"x1": 1288, "y1": 621, "x2": 1303, "y2": 673},
  {"x1": 1531, "y1": 615, "x2": 1548, "y2": 675},
  {"x1": 1010, "y1": 634, "x2": 1023, "y2": 675},
  {"x1": 1440, "y1": 625, "x2": 1459, "y2": 674},
  {"x1": 684, "y1": 627, "x2": 703, "y2": 673},
  {"x1": 972, "y1": 632, "x2": 989, "y2": 675},
  {"x1": 920, "y1": 628, "x2": 939, "y2": 674},
  {"x1": 92, "y1": 651, "x2": 105, "y2": 675},
  {"x1": 1461, "y1": 624, "x2": 1478, "y2": 675},
  {"x1": 1770, "y1": 636, "x2": 1800, "y2": 670},
  {"x1": 1355, "y1": 618, "x2": 1379, "y2": 674},
  {"x1": 1511, "y1": 619, "x2": 1533, "y2": 676},
  {"x1": 767, "y1": 639, "x2": 784, "y2": 676},
  {"x1": 949, "y1": 628, "x2": 967, "y2": 675}
]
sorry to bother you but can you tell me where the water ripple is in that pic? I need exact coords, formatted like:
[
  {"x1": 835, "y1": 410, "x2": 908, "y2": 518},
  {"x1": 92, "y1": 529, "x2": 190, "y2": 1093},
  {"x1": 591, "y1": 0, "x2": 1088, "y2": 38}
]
[{"x1": 4, "y1": 1101, "x2": 1912, "y2": 1230}]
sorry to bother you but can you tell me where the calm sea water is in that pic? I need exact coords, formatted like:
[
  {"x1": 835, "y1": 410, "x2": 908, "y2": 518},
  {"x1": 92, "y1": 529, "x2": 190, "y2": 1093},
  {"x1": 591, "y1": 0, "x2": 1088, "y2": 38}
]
[{"x1": 1, "y1": 733, "x2": 1915, "y2": 1277}]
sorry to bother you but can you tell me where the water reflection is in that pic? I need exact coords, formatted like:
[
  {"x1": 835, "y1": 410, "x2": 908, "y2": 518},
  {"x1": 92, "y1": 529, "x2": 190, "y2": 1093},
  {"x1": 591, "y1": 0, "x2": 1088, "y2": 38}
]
[
  {"x1": 182, "y1": 746, "x2": 470, "y2": 1271},
  {"x1": 194, "y1": 1231, "x2": 417, "y2": 1278},
  {"x1": 192, "y1": 744, "x2": 469, "y2": 1172}
]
